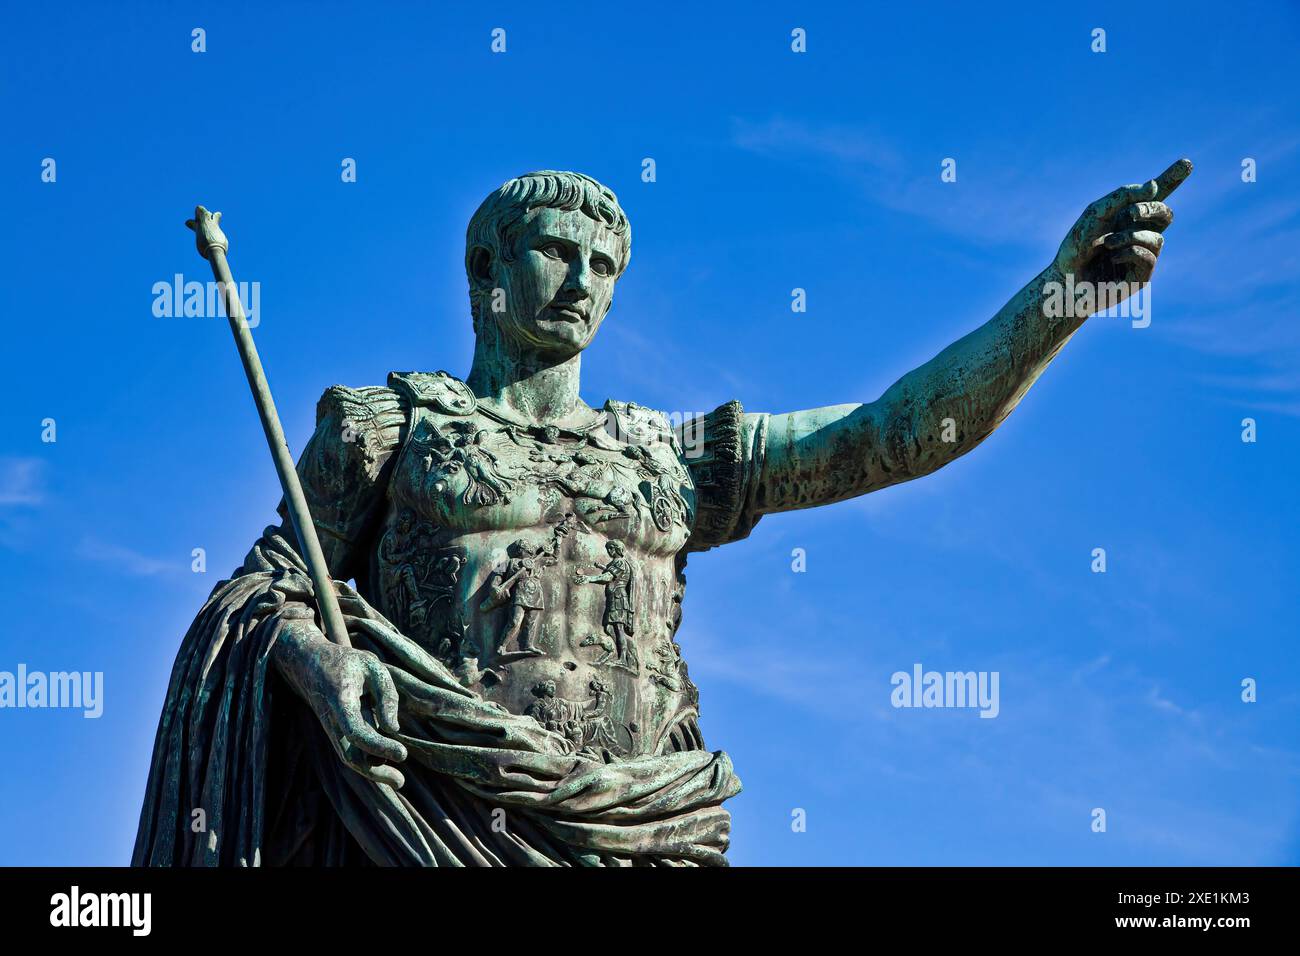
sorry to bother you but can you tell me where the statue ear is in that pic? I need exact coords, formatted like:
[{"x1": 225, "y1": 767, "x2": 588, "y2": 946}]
[{"x1": 468, "y1": 246, "x2": 494, "y2": 288}]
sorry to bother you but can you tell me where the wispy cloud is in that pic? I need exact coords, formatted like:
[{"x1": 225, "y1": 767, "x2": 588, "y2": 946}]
[
  {"x1": 1195, "y1": 359, "x2": 1300, "y2": 418},
  {"x1": 76, "y1": 536, "x2": 176, "y2": 577},
  {"x1": 0, "y1": 458, "x2": 45, "y2": 506},
  {"x1": 730, "y1": 114, "x2": 1300, "y2": 421},
  {"x1": 1146, "y1": 683, "x2": 1192, "y2": 718},
  {"x1": 1171, "y1": 293, "x2": 1300, "y2": 417},
  {"x1": 729, "y1": 115, "x2": 1084, "y2": 247},
  {"x1": 1071, "y1": 654, "x2": 1112, "y2": 682},
  {"x1": 731, "y1": 116, "x2": 902, "y2": 170},
  {"x1": 686, "y1": 625, "x2": 876, "y2": 722},
  {"x1": 596, "y1": 320, "x2": 757, "y2": 414},
  {"x1": 682, "y1": 596, "x2": 1298, "y2": 863},
  {"x1": 1128, "y1": 129, "x2": 1300, "y2": 415}
]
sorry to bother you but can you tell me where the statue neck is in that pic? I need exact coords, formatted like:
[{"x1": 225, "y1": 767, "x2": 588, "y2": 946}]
[{"x1": 466, "y1": 325, "x2": 586, "y2": 427}]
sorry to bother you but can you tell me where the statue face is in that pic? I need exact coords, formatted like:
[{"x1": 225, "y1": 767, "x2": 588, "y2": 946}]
[{"x1": 486, "y1": 206, "x2": 622, "y2": 358}]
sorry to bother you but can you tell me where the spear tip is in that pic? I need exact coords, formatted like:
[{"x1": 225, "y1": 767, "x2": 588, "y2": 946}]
[{"x1": 186, "y1": 204, "x2": 228, "y2": 259}]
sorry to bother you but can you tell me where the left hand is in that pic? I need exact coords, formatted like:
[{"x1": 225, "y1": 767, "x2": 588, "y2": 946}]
[{"x1": 1054, "y1": 158, "x2": 1192, "y2": 288}]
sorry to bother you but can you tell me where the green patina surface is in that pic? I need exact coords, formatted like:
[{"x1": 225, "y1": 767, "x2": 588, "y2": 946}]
[{"x1": 135, "y1": 163, "x2": 1190, "y2": 866}]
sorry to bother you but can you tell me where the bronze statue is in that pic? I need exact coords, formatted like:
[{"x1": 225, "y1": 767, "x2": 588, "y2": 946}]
[{"x1": 135, "y1": 163, "x2": 1191, "y2": 866}]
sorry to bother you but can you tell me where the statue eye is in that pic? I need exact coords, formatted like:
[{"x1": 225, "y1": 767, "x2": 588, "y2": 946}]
[
  {"x1": 541, "y1": 243, "x2": 566, "y2": 260},
  {"x1": 591, "y1": 257, "x2": 614, "y2": 277}
]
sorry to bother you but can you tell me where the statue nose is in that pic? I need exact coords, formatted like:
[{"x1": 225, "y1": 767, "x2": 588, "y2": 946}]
[{"x1": 566, "y1": 261, "x2": 593, "y2": 298}]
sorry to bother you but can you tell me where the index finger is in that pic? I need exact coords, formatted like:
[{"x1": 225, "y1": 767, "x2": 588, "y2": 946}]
[{"x1": 1154, "y1": 158, "x2": 1193, "y2": 201}]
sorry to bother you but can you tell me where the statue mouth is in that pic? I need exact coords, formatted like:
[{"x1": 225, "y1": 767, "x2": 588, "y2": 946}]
[{"x1": 548, "y1": 304, "x2": 588, "y2": 323}]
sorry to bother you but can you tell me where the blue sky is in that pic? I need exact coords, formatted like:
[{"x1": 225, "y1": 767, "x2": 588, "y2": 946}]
[{"x1": 1, "y1": 1, "x2": 1297, "y2": 865}]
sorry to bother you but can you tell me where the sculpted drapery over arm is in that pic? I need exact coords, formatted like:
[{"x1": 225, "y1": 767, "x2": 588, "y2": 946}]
[
  {"x1": 752, "y1": 160, "x2": 1191, "y2": 515},
  {"x1": 132, "y1": 385, "x2": 408, "y2": 865}
]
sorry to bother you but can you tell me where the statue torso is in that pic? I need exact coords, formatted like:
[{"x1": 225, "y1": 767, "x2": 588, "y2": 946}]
[{"x1": 363, "y1": 383, "x2": 706, "y2": 759}]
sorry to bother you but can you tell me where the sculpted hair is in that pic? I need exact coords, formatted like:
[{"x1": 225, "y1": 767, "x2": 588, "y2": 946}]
[{"x1": 465, "y1": 171, "x2": 631, "y2": 327}]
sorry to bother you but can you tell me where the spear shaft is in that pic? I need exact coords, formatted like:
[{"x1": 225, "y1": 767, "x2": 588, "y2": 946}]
[{"x1": 186, "y1": 206, "x2": 353, "y2": 649}]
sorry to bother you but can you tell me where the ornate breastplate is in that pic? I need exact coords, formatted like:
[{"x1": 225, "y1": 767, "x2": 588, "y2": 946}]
[{"x1": 363, "y1": 372, "x2": 707, "y2": 760}]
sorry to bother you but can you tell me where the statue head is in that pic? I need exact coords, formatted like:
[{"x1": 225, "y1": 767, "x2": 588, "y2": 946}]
[
  {"x1": 466, "y1": 171, "x2": 631, "y2": 360},
  {"x1": 606, "y1": 540, "x2": 625, "y2": 558},
  {"x1": 507, "y1": 539, "x2": 536, "y2": 559}
]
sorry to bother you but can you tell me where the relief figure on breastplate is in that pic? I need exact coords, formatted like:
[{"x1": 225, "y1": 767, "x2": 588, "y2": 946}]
[
  {"x1": 573, "y1": 540, "x2": 638, "y2": 668},
  {"x1": 480, "y1": 533, "x2": 560, "y2": 658},
  {"x1": 524, "y1": 677, "x2": 621, "y2": 758},
  {"x1": 376, "y1": 507, "x2": 465, "y2": 656}
]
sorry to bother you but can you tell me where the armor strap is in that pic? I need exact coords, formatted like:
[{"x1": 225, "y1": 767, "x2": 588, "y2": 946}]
[{"x1": 387, "y1": 370, "x2": 478, "y2": 415}]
